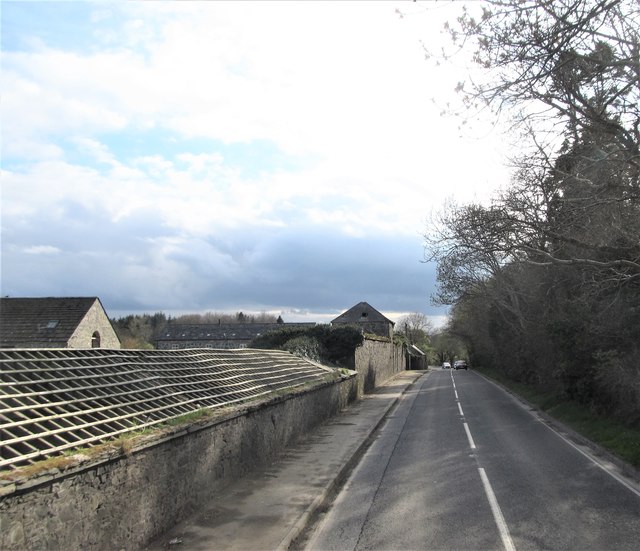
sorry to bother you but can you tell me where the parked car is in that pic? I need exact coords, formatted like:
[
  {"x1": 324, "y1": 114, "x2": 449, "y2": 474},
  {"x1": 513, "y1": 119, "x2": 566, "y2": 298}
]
[
  {"x1": 453, "y1": 360, "x2": 468, "y2": 370},
  {"x1": 442, "y1": 362, "x2": 451, "y2": 369}
]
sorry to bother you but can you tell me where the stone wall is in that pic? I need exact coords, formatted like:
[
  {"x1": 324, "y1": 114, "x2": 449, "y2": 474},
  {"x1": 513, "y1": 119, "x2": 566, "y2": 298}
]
[
  {"x1": 0, "y1": 375, "x2": 358, "y2": 551},
  {"x1": 354, "y1": 337, "x2": 406, "y2": 395},
  {"x1": 1, "y1": 337, "x2": 406, "y2": 550},
  {"x1": 68, "y1": 301, "x2": 121, "y2": 349}
]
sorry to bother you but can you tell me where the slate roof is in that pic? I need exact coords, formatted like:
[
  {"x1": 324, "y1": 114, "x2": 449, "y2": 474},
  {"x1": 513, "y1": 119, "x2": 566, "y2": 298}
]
[
  {"x1": 330, "y1": 302, "x2": 394, "y2": 326},
  {"x1": 0, "y1": 297, "x2": 103, "y2": 348},
  {"x1": 407, "y1": 344, "x2": 426, "y2": 356},
  {"x1": 157, "y1": 322, "x2": 316, "y2": 343}
]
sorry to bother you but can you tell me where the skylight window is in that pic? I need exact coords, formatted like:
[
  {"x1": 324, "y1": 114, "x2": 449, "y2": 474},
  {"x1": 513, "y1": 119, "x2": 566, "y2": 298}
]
[{"x1": 46, "y1": 320, "x2": 59, "y2": 329}]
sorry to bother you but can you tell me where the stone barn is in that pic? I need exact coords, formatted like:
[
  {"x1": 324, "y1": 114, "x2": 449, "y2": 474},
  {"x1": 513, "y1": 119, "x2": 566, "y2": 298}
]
[
  {"x1": 0, "y1": 296, "x2": 121, "y2": 349},
  {"x1": 330, "y1": 301, "x2": 395, "y2": 340}
]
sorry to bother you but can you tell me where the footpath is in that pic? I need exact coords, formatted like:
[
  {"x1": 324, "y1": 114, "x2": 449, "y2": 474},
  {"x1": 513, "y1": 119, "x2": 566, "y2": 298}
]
[{"x1": 144, "y1": 370, "x2": 427, "y2": 551}]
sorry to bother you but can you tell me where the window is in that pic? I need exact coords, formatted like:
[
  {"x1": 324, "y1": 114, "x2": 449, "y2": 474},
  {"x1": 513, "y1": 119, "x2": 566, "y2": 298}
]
[{"x1": 91, "y1": 331, "x2": 101, "y2": 348}]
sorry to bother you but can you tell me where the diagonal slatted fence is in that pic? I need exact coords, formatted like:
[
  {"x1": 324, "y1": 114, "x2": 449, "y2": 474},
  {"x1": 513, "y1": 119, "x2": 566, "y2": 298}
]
[{"x1": 0, "y1": 348, "x2": 333, "y2": 471}]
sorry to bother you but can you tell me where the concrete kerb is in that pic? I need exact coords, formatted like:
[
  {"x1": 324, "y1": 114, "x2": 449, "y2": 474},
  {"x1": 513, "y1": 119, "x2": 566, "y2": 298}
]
[{"x1": 280, "y1": 370, "x2": 427, "y2": 551}]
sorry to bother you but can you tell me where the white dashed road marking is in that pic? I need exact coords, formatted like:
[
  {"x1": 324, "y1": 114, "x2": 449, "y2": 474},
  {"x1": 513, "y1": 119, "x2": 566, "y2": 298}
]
[
  {"x1": 479, "y1": 467, "x2": 517, "y2": 551},
  {"x1": 453, "y1": 372, "x2": 516, "y2": 551},
  {"x1": 463, "y1": 422, "x2": 477, "y2": 450}
]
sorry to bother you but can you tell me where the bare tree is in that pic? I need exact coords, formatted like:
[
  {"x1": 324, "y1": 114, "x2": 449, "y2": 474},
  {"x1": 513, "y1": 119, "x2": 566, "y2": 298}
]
[
  {"x1": 397, "y1": 312, "x2": 434, "y2": 346},
  {"x1": 423, "y1": 0, "x2": 640, "y2": 420},
  {"x1": 448, "y1": 0, "x2": 639, "y2": 150}
]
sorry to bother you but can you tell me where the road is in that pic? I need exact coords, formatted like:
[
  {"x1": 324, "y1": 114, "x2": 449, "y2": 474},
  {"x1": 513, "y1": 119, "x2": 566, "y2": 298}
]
[{"x1": 302, "y1": 369, "x2": 640, "y2": 550}]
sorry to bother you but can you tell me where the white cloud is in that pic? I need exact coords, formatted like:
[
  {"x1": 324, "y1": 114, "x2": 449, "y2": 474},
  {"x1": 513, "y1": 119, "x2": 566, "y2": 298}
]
[
  {"x1": 72, "y1": 137, "x2": 119, "y2": 166},
  {"x1": 23, "y1": 245, "x2": 61, "y2": 255},
  {"x1": 1, "y1": 1, "x2": 511, "y2": 319}
]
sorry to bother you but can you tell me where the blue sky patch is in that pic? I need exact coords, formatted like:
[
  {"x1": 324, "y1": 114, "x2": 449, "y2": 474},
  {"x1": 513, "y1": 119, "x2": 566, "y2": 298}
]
[
  {"x1": 2, "y1": 2, "x2": 118, "y2": 52},
  {"x1": 91, "y1": 131, "x2": 312, "y2": 177}
]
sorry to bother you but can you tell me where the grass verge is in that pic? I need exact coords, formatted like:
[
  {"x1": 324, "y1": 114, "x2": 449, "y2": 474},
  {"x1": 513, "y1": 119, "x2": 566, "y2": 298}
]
[{"x1": 475, "y1": 366, "x2": 640, "y2": 470}]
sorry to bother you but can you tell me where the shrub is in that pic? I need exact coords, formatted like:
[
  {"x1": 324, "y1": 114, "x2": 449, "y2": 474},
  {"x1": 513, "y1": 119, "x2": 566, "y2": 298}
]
[
  {"x1": 250, "y1": 324, "x2": 363, "y2": 367},
  {"x1": 282, "y1": 336, "x2": 325, "y2": 362}
]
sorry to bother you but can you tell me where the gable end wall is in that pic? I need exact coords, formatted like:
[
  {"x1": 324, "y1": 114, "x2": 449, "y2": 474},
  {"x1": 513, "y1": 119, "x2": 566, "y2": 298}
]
[{"x1": 68, "y1": 301, "x2": 121, "y2": 349}]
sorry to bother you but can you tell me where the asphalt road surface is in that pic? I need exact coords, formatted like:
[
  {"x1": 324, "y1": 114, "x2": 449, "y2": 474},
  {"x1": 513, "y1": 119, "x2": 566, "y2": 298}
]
[{"x1": 303, "y1": 369, "x2": 640, "y2": 551}]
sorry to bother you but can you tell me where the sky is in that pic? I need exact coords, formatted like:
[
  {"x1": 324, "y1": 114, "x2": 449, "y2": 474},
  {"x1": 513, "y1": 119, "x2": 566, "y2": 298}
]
[{"x1": 1, "y1": 1, "x2": 511, "y2": 327}]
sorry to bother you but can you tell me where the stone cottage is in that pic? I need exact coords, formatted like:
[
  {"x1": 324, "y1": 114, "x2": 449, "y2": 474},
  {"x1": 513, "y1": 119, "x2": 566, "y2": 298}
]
[{"x1": 0, "y1": 297, "x2": 121, "y2": 349}]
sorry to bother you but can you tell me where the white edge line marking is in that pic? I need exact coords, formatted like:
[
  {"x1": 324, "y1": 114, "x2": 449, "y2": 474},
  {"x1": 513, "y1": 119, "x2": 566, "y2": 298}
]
[
  {"x1": 454, "y1": 390, "x2": 459, "y2": 400},
  {"x1": 479, "y1": 467, "x2": 516, "y2": 551},
  {"x1": 474, "y1": 371, "x2": 640, "y2": 499},
  {"x1": 463, "y1": 422, "x2": 477, "y2": 449},
  {"x1": 458, "y1": 402, "x2": 464, "y2": 416},
  {"x1": 545, "y1": 422, "x2": 640, "y2": 498}
]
